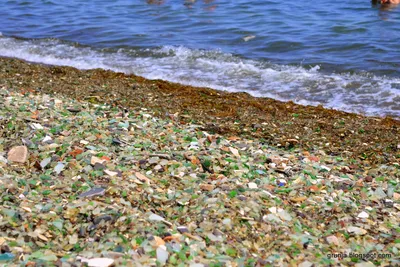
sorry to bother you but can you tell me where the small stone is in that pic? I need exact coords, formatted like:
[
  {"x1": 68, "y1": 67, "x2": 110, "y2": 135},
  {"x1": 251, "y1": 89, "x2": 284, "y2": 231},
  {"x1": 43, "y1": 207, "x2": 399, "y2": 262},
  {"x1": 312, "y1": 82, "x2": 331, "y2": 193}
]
[
  {"x1": 91, "y1": 156, "x2": 105, "y2": 166},
  {"x1": 82, "y1": 165, "x2": 93, "y2": 173},
  {"x1": 104, "y1": 251, "x2": 124, "y2": 259},
  {"x1": 277, "y1": 210, "x2": 292, "y2": 221},
  {"x1": 21, "y1": 138, "x2": 34, "y2": 147},
  {"x1": 384, "y1": 199, "x2": 394, "y2": 208},
  {"x1": 152, "y1": 236, "x2": 165, "y2": 247},
  {"x1": 270, "y1": 155, "x2": 283, "y2": 164},
  {"x1": 31, "y1": 123, "x2": 44, "y2": 130},
  {"x1": 79, "y1": 257, "x2": 114, "y2": 267},
  {"x1": 177, "y1": 226, "x2": 189, "y2": 233},
  {"x1": 207, "y1": 232, "x2": 223, "y2": 242},
  {"x1": 393, "y1": 192, "x2": 400, "y2": 200},
  {"x1": 298, "y1": 261, "x2": 313, "y2": 267},
  {"x1": 277, "y1": 179, "x2": 287, "y2": 187},
  {"x1": 148, "y1": 157, "x2": 159, "y2": 165},
  {"x1": 347, "y1": 226, "x2": 367, "y2": 235},
  {"x1": 320, "y1": 165, "x2": 331, "y2": 172},
  {"x1": 93, "y1": 215, "x2": 113, "y2": 225},
  {"x1": 222, "y1": 218, "x2": 231, "y2": 226},
  {"x1": 326, "y1": 235, "x2": 339, "y2": 246},
  {"x1": 355, "y1": 179, "x2": 364, "y2": 187},
  {"x1": 309, "y1": 185, "x2": 319, "y2": 192},
  {"x1": 60, "y1": 130, "x2": 71, "y2": 136},
  {"x1": 42, "y1": 135, "x2": 53, "y2": 144},
  {"x1": 374, "y1": 187, "x2": 387, "y2": 199},
  {"x1": 355, "y1": 263, "x2": 376, "y2": 267},
  {"x1": 268, "y1": 207, "x2": 283, "y2": 214},
  {"x1": 229, "y1": 147, "x2": 240, "y2": 157},
  {"x1": 213, "y1": 229, "x2": 224, "y2": 237},
  {"x1": 40, "y1": 157, "x2": 51, "y2": 169},
  {"x1": 0, "y1": 239, "x2": 10, "y2": 251},
  {"x1": 156, "y1": 245, "x2": 169, "y2": 265},
  {"x1": 357, "y1": 211, "x2": 369, "y2": 219},
  {"x1": 69, "y1": 148, "x2": 84, "y2": 157},
  {"x1": 80, "y1": 140, "x2": 89, "y2": 145},
  {"x1": 139, "y1": 159, "x2": 147, "y2": 168},
  {"x1": 0, "y1": 253, "x2": 14, "y2": 261},
  {"x1": 150, "y1": 153, "x2": 171, "y2": 160},
  {"x1": 227, "y1": 136, "x2": 240, "y2": 141},
  {"x1": 290, "y1": 196, "x2": 307, "y2": 203},
  {"x1": 285, "y1": 138, "x2": 299, "y2": 144},
  {"x1": 154, "y1": 164, "x2": 164, "y2": 172},
  {"x1": 54, "y1": 162, "x2": 65, "y2": 175},
  {"x1": 93, "y1": 162, "x2": 105, "y2": 171},
  {"x1": 21, "y1": 207, "x2": 32, "y2": 213},
  {"x1": 69, "y1": 233, "x2": 78, "y2": 245},
  {"x1": 104, "y1": 170, "x2": 118, "y2": 177},
  {"x1": 67, "y1": 107, "x2": 81, "y2": 113},
  {"x1": 38, "y1": 234, "x2": 49, "y2": 242},
  {"x1": 135, "y1": 172, "x2": 151, "y2": 184},
  {"x1": 264, "y1": 213, "x2": 282, "y2": 223},
  {"x1": 48, "y1": 143, "x2": 60, "y2": 149},
  {"x1": 237, "y1": 195, "x2": 247, "y2": 201},
  {"x1": 308, "y1": 156, "x2": 319, "y2": 162},
  {"x1": 0, "y1": 155, "x2": 8, "y2": 164},
  {"x1": 7, "y1": 146, "x2": 28, "y2": 163},
  {"x1": 78, "y1": 188, "x2": 105, "y2": 198},
  {"x1": 364, "y1": 176, "x2": 373, "y2": 182},
  {"x1": 248, "y1": 182, "x2": 258, "y2": 189},
  {"x1": 149, "y1": 214, "x2": 165, "y2": 222},
  {"x1": 87, "y1": 223, "x2": 97, "y2": 231},
  {"x1": 79, "y1": 226, "x2": 86, "y2": 237},
  {"x1": 112, "y1": 138, "x2": 123, "y2": 146},
  {"x1": 269, "y1": 207, "x2": 279, "y2": 214},
  {"x1": 199, "y1": 184, "x2": 214, "y2": 191}
]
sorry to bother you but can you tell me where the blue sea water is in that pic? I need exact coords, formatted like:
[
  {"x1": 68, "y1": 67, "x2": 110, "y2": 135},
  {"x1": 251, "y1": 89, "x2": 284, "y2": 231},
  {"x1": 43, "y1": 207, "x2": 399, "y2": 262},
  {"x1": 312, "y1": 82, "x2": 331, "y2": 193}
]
[{"x1": 1, "y1": 0, "x2": 400, "y2": 117}]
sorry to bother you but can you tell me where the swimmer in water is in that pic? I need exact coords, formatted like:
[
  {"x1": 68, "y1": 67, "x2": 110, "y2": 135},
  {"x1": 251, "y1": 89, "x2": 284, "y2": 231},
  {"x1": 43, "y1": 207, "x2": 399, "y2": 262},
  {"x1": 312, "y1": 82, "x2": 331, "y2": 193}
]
[
  {"x1": 372, "y1": 0, "x2": 400, "y2": 12},
  {"x1": 372, "y1": 0, "x2": 400, "y2": 4},
  {"x1": 379, "y1": 0, "x2": 400, "y2": 12},
  {"x1": 380, "y1": 0, "x2": 400, "y2": 4}
]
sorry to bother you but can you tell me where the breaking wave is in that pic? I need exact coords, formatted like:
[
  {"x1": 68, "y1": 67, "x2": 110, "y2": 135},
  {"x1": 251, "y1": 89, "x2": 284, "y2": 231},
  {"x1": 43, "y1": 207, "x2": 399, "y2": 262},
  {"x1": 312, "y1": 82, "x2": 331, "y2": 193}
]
[{"x1": 1, "y1": 35, "x2": 400, "y2": 117}]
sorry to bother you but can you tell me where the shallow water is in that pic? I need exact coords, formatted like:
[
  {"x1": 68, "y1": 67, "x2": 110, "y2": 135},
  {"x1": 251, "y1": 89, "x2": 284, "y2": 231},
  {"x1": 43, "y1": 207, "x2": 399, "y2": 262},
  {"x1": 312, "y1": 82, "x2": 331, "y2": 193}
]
[{"x1": 1, "y1": 0, "x2": 400, "y2": 117}]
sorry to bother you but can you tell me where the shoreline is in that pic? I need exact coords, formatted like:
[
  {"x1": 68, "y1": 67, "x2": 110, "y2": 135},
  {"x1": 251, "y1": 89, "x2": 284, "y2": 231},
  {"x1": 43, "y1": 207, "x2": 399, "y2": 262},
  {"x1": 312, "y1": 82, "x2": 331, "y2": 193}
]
[{"x1": 1, "y1": 56, "x2": 400, "y2": 165}]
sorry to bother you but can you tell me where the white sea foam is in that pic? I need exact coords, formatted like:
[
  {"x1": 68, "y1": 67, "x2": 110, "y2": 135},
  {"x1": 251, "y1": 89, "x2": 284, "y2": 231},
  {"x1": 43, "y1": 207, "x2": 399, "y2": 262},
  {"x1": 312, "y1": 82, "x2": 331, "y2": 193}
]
[{"x1": 1, "y1": 36, "x2": 399, "y2": 117}]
